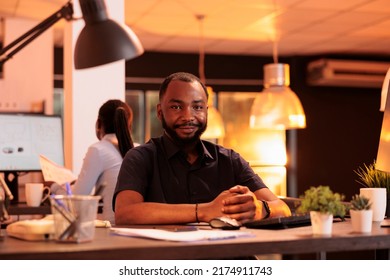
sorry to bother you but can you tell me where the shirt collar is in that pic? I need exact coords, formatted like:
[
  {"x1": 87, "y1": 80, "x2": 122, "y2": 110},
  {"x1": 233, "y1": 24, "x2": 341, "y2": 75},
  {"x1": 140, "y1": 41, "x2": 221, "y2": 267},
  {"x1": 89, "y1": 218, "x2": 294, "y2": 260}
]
[
  {"x1": 162, "y1": 132, "x2": 214, "y2": 161},
  {"x1": 102, "y1": 133, "x2": 118, "y2": 146}
]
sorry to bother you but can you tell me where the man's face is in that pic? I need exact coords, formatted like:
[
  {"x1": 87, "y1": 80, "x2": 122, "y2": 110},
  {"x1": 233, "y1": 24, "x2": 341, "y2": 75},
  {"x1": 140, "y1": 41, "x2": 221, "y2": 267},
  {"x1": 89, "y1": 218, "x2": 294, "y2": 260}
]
[{"x1": 157, "y1": 80, "x2": 207, "y2": 144}]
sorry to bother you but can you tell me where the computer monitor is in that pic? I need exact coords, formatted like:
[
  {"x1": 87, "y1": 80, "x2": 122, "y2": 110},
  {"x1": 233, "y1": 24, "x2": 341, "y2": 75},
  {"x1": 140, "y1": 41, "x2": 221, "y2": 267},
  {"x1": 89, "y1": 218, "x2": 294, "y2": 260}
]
[{"x1": 0, "y1": 113, "x2": 64, "y2": 202}]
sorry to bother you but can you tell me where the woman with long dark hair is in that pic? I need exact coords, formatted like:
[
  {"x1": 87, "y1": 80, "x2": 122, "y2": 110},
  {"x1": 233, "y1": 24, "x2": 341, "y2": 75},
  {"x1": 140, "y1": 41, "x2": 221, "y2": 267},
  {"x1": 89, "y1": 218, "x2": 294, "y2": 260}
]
[{"x1": 52, "y1": 99, "x2": 135, "y2": 224}]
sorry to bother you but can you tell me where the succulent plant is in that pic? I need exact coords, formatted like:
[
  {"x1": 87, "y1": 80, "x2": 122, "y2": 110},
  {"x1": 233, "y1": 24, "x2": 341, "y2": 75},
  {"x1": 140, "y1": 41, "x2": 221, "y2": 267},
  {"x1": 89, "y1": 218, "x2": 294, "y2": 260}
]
[
  {"x1": 297, "y1": 185, "x2": 346, "y2": 217},
  {"x1": 350, "y1": 194, "x2": 372, "y2": 211}
]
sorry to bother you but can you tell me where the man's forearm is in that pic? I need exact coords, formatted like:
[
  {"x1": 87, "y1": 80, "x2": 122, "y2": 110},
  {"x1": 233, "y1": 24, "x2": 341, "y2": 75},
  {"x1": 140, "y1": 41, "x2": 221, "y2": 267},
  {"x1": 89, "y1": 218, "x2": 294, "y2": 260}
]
[{"x1": 115, "y1": 202, "x2": 198, "y2": 225}]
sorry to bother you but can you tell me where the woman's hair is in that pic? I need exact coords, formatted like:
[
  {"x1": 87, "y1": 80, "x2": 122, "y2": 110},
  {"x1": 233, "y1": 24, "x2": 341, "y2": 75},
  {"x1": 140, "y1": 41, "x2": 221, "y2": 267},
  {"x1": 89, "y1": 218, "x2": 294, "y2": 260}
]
[{"x1": 98, "y1": 99, "x2": 134, "y2": 157}]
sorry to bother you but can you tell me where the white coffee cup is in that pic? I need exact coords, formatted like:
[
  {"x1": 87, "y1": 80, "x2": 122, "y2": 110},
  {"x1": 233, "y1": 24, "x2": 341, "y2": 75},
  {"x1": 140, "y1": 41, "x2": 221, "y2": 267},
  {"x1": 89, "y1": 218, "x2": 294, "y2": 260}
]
[{"x1": 25, "y1": 183, "x2": 51, "y2": 207}]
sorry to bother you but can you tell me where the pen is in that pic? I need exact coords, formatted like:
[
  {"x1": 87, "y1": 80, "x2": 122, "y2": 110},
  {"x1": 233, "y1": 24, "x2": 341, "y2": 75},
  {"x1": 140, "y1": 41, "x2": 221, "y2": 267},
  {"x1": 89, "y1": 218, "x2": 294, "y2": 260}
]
[
  {"x1": 51, "y1": 199, "x2": 75, "y2": 223},
  {"x1": 65, "y1": 182, "x2": 72, "y2": 195},
  {"x1": 156, "y1": 226, "x2": 198, "y2": 232},
  {"x1": 172, "y1": 227, "x2": 198, "y2": 232}
]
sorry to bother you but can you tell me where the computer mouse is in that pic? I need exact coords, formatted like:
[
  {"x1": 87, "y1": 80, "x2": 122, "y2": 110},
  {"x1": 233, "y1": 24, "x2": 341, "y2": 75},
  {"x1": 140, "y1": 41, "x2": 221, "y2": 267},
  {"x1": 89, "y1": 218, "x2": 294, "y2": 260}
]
[{"x1": 209, "y1": 216, "x2": 241, "y2": 230}]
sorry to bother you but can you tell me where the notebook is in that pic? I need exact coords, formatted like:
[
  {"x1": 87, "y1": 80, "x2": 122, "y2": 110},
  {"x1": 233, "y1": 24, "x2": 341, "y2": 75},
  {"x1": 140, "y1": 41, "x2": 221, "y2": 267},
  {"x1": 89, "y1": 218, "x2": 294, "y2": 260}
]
[{"x1": 244, "y1": 214, "x2": 312, "y2": 229}]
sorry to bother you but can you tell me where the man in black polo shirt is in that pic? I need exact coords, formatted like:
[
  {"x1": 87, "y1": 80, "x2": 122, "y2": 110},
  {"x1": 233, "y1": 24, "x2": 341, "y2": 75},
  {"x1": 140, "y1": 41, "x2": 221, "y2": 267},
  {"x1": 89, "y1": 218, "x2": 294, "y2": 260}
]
[{"x1": 113, "y1": 72, "x2": 291, "y2": 225}]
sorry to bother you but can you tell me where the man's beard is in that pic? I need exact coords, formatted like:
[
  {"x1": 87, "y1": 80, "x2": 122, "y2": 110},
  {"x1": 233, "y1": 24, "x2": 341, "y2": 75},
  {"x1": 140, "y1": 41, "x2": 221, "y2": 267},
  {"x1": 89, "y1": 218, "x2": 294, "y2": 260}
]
[{"x1": 161, "y1": 114, "x2": 207, "y2": 146}]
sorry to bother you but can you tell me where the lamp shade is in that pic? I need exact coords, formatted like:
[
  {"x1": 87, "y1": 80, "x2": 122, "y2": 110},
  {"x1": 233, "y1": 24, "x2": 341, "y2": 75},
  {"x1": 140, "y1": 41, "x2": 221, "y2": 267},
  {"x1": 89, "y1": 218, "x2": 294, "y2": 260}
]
[
  {"x1": 380, "y1": 67, "x2": 390, "y2": 111},
  {"x1": 202, "y1": 87, "x2": 225, "y2": 139},
  {"x1": 376, "y1": 77, "x2": 390, "y2": 172},
  {"x1": 203, "y1": 106, "x2": 226, "y2": 139},
  {"x1": 250, "y1": 63, "x2": 306, "y2": 130},
  {"x1": 74, "y1": 0, "x2": 144, "y2": 69}
]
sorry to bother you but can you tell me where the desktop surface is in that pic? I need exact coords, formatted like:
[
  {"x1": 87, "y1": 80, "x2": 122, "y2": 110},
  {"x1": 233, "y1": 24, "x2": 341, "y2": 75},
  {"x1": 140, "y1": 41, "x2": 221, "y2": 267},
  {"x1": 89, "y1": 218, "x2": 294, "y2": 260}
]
[
  {"x1": 1, "y1": 219, "x2": 390, "y2": 260},
  {"x1": 8, "y1": 203, "x2": 51, "y2": 216}
]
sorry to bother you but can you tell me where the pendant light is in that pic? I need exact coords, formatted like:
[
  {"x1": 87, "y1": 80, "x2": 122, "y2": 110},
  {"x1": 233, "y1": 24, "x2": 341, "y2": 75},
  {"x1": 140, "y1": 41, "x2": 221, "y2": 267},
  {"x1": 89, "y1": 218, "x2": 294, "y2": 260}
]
[
  {"x1": 380, "y1": 67, "x2": 390, "y2": 111},
  {"x1": 196, "y1": 15, "x2": 225, "y2": 139},
  {"x1": 203, "y1": 86, "x2": 226, "y2": 139},
  {"x1": 249, "y1": 42, "x2": 306, "y2": 130}
]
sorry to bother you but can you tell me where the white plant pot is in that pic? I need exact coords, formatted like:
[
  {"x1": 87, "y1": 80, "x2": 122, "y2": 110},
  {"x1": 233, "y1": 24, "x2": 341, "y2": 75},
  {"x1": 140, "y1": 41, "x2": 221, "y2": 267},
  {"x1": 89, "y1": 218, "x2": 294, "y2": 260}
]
[
  {"x1": 310, "y1": 211, "x2": 333, "y2": 236},
  {"x1": 350, "y1": 209, "x2": 373, "y2": 233},
  {"x1": 360, "y1": 188, "x2": 387, "y2": 222}
]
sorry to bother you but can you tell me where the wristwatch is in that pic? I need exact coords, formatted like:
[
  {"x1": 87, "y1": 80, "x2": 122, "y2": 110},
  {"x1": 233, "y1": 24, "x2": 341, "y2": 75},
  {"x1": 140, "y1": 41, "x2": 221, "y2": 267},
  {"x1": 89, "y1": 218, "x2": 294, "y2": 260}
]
[{"x1": 261, "y1": 200, "x2": 271, "y2": 219}]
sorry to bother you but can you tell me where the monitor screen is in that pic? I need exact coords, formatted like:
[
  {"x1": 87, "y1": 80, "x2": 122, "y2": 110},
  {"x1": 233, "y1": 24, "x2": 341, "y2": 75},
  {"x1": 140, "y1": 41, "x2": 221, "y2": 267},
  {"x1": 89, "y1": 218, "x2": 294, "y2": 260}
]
[{"x1": 0, "y1": 113, "x2": 64, "y2": 172}]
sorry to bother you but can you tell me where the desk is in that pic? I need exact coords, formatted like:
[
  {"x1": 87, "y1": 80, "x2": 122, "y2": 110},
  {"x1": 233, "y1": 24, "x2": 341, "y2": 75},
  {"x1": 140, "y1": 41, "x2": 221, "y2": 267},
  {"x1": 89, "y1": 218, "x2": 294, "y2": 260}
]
[
  {"x1": 0, "y1": 220, "x2": 389, "y2": 260},
  {"x1": 7, "y1": 202, "x2": 102, "y2": 216},
  {"x1": 8, "y1": 203, "x2": 51, "y2": 216}
]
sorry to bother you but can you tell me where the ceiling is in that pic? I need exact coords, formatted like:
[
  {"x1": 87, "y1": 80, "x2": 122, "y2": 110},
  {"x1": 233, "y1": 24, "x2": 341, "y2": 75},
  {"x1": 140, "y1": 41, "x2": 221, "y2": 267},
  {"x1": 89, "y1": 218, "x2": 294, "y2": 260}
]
[{"x1": 1, "y1": 0, "x2": 390, "y2": 57}]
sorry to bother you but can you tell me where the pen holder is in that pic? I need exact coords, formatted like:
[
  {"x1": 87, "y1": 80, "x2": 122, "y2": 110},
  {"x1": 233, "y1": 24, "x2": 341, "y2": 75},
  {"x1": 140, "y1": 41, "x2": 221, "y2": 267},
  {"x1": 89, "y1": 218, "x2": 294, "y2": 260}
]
[{"x1": 50, "y1": 195, "x2": 100, "y2": 243}]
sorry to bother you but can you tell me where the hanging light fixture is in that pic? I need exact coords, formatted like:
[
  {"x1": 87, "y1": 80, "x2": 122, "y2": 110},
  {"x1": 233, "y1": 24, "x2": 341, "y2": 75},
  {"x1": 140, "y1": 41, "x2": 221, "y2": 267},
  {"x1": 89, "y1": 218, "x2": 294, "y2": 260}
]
[
  {"x1": 196, "y1": 14, "x2": 225, "y2": 139},
  {"x1": 380, "y1": 67, "x2": 390, "y2": 112},
  {"x1": 250, "y1": 62, "x2": 306, "y2": 130},
  {"x1": 249, "y1": 8, "x2": 306, "y2": 130},
  {"x1": 203, "y1": 86, "x2": 225, "y2": 139}
]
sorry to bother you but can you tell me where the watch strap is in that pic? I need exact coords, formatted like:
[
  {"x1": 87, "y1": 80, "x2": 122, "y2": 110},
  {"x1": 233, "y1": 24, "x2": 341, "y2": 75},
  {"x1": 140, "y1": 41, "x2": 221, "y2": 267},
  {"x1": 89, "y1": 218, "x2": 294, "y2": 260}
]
[{"x1": 261, "y1": 200, "x2": 271, "y2": 219}]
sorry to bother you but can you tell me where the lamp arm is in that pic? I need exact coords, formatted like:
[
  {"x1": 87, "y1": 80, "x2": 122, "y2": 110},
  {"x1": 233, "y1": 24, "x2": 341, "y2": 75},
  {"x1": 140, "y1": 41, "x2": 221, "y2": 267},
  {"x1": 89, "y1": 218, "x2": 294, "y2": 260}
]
[{"x1": 0, "y1": 1, "x2": 74, "y2": 65}]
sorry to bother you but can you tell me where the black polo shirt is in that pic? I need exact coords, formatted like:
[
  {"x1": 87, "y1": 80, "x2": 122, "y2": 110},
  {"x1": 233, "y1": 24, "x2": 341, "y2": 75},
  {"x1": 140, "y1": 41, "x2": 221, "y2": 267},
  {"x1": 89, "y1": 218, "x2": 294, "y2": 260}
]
[{"x1": 113, "y1": 133, "x2": 267, "y2": 208}]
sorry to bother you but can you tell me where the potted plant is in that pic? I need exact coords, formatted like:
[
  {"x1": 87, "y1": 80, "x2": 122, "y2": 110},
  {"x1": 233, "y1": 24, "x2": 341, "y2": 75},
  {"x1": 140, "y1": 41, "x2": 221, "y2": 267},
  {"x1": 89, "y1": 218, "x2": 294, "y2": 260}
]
[
  {"x1": 349, "y1": 194, "x2": 373, "y2": 233},
  {"x1": 354, "y1": 161, "x2": 389, "y2": 221},
  {"x1": 297, "y1": 185, "x2": 346, "y2": 236}
]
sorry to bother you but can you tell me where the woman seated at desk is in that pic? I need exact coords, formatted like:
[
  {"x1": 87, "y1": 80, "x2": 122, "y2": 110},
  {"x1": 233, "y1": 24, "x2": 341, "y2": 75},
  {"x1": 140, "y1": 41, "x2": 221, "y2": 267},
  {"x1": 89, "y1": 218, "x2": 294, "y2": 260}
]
[{"x1": 51, "y1": 99, "x2": 136, "y2": 225}]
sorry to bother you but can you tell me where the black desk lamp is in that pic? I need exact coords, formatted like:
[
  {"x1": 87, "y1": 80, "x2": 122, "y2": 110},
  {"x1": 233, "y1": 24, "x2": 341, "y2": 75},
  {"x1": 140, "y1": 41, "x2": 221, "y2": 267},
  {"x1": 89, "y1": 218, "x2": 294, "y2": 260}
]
[{"x1": 0, "y1": 0, "x2": 144, "y2": 69}]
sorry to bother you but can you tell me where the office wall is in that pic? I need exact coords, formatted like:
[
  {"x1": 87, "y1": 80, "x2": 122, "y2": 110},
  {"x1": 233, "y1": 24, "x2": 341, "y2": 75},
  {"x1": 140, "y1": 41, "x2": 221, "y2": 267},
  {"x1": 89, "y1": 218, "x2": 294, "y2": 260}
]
[
  {"x1": 290, "y1": 55, "x2": 384, "y2": 200},
  {"x1": 0, "y1": 17, "x2": 53, "y2": 113},
  {"x1": 55, "y1": 50, "x2": 388, "y2": 200}
]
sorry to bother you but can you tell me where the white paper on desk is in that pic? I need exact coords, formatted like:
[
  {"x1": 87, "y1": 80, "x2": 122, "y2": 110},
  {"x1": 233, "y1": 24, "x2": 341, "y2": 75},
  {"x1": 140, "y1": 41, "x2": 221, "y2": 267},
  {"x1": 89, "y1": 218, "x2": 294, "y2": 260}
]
[
  {"x1": 39, "y1": 155, "x2": 77, "y2": 185},
  {"x1": 110, "y1": 228, "x2": 255, "y2": 242}
]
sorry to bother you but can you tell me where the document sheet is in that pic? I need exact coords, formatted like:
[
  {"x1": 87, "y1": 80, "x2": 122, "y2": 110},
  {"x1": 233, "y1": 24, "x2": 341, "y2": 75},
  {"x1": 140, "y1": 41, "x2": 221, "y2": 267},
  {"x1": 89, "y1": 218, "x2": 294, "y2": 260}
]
[
  {"x1": 39, "y1": 155, "x2": 77, "y2": 185},
  {"x1": 110, "y1": 227, "x2": 255, "y2": 242}
]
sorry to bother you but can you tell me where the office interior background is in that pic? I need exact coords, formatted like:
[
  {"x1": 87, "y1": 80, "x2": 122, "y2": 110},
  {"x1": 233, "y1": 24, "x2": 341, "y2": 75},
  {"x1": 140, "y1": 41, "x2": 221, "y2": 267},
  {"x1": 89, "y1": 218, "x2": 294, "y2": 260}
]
[{"x1": 1, "y1": 0, "x2": 390, "y2": 202}]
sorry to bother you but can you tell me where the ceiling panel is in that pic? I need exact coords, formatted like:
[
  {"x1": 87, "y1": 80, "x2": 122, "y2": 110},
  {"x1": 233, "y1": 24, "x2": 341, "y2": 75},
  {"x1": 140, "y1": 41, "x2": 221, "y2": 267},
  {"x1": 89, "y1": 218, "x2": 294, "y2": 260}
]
[{"x1": 0, "y1": 0, "x2": 389, "y2": 56}]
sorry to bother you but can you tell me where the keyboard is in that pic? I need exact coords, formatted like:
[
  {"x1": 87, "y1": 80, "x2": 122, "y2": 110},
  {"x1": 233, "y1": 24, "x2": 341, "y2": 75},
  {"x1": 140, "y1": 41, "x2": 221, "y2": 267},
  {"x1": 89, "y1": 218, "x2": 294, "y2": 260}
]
[{"x1": 244, "y1": 214, "x2": 312, "y2": 229}]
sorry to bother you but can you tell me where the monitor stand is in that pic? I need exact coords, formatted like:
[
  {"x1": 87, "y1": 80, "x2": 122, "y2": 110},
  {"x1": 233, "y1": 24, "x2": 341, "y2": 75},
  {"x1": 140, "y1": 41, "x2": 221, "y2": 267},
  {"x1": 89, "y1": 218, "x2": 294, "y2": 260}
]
[{"x1": 3, "y1": 171, "x2": 19, "y2": 204}]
